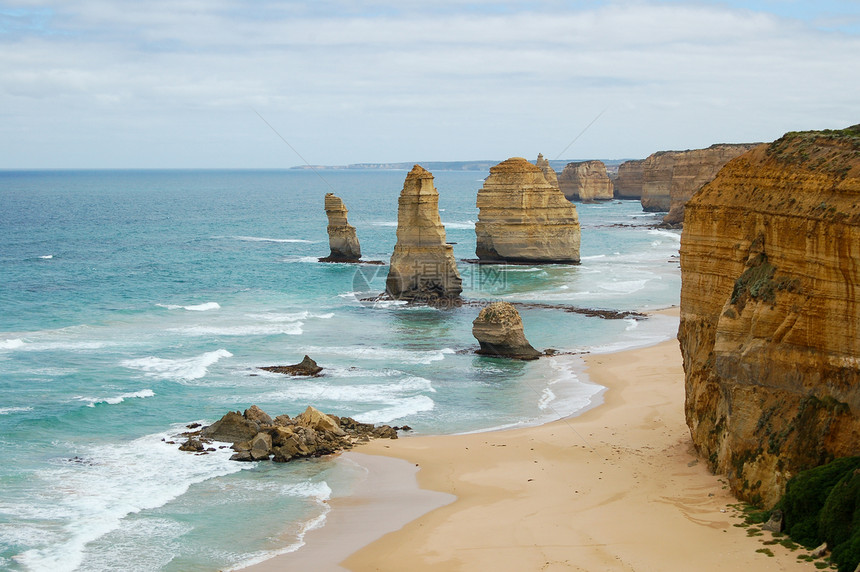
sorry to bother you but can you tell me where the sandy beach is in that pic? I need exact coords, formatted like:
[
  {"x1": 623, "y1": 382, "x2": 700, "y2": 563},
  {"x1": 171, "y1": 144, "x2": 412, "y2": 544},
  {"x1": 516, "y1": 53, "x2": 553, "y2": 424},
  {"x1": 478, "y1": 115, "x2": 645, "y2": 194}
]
[{"x1": 247, "y1": 309, "x2": 813, "y2": 572}]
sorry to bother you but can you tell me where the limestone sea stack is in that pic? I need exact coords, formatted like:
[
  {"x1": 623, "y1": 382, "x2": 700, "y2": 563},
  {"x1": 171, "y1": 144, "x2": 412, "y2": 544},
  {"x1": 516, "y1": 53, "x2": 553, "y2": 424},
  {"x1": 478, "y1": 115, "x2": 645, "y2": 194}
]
[
  {"x1": 386, "y1": 165, "x2": 462, "y2": 301},
  {"x1": 320, "y1": 193, "x2": 361, "y2": 262},
  {"x1": 679, "y1": 126, "x2": 860, "y2": 508},
  {"x1": 472, "y1": 302, "x2": 541, "y2": 360},
  {"x1": 475, "y1": 157, "x2": 580, "y2": 264},
  {"x1": 613, "y1": 159, "x2": 645, "y2": 199},
  {"x1": 639, "y1": 144, "x2": 758, "y2": 220},
  {"x1": 535, "y1": 153, "x2": 559, "y2": 188},
  {"x1": 558, "y1": 160, "x2": 614, "y2": 202}
]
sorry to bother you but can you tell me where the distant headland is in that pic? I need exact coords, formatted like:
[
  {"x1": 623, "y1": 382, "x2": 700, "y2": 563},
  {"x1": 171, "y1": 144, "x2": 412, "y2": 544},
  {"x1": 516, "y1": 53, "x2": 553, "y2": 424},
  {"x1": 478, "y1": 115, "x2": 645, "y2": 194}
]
[{"x1": 290, "y1": 159, "x2": 631, "y2": 172}]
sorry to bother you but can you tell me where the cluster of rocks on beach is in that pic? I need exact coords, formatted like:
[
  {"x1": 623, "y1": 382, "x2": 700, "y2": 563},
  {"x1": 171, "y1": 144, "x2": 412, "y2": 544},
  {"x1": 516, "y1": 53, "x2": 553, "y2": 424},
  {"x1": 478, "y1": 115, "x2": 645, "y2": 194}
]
[{"x1": 176, "y1": 405, "x2": 404, "y2": 462}]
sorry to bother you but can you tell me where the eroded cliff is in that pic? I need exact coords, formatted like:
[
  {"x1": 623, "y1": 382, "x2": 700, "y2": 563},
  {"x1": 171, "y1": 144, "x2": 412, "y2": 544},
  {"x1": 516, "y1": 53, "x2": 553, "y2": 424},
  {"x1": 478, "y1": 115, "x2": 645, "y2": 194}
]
[
  {"x1": 475, "y1": 157, "x2": 580, "y2": 264},
  {"x1": 558, "y1": 160, "x2": 613, "y2": 202},
  {"x1": 640, "y1": 144, "x2": 757, "y2": 220},
  {"x1": 679, "y1": 126, "x2": 860, "y2": 508},
  {"x1": 613, "y1": 159, "x2": 645, "y2": 199}
]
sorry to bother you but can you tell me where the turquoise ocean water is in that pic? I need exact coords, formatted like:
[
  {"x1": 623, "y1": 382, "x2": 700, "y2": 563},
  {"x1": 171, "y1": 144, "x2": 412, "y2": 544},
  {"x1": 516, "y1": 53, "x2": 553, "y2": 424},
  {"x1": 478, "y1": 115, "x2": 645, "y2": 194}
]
[{"x1": 0, "y1": 169, "x2": 680, "y2": 571}]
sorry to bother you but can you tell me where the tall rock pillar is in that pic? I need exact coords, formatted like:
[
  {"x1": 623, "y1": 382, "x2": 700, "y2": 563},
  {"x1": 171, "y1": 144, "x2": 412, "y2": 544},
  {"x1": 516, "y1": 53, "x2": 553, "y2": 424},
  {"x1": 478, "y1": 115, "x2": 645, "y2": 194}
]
[
  {"x1": 320, "y1": 193, "x2": 361, "y2": 262},
  {"x1": 386, "y1": 165, "x2": 462, "y2": 301}
]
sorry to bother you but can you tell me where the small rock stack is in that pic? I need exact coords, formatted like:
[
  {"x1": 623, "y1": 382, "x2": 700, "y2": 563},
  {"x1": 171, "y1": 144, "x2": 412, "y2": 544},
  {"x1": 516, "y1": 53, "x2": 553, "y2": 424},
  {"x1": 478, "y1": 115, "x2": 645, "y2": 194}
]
[
  {"x1": 472, "y1": 301, "x2": 541, "y2": 360},
  {"x1": 320, "y1": 193, "x2": 362, "y2": 262},
  {"x1": 535, "y1": 153, "x2": 559, "y2": 189}
]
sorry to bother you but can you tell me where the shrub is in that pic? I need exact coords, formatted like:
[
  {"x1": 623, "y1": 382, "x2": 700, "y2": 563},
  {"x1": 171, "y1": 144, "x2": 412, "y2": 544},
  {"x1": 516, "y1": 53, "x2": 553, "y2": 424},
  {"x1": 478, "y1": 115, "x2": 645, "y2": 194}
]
[
  {"x1": 779, "y1": 457, "x2": 860, "y2": 571},
  {"x1": 821, "y1": 469, "x2": 860, "y2": 571}
]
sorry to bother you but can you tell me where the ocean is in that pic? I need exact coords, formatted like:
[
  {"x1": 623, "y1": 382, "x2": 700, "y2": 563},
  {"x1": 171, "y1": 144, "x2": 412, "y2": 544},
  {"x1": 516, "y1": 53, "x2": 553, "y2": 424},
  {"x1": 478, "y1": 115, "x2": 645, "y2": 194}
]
[{"x1": 0, "y1": 168, "x2": 681, "y2": 571}]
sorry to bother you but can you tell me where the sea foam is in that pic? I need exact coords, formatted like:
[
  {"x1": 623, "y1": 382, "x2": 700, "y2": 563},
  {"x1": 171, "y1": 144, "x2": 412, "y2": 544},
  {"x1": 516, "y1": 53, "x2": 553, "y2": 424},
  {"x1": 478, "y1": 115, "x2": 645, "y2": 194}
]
[
  {"x1": 122, "y1": 349, "x2": 232, "y2": 381},
  {"x1": 175, "y1": 323, "x2": 304, "y2": 337},
  {"x1": 157, "y1": 302, "x2": 221, "y2": 311},
  {"x1": 74, "y1": 389, "x2": 155, "y2": 408},
  {"x1": 263, "y1": 375, "x2": 435, "y2": 405},
  {"x1": 299, "y1": 346, "x2": 454, "y2": 365},
  {"x1": 647, "y1": 228, "x2": 681, "y2": 242},
  {"x1": 354, "y1": 395, "x2": 435, "y2": 424},
  {"x1": 229, "y1": 235, "x2": 316, "y2": 244},
  {"x1": 0, "y1": 406, "x2": 34, "y2": 415},
  {"x1": 12, "y1": 430, "x2": 247, "y2": 572},
  {"x1": 0, "y1": 338, "x2": 26, "y2": 350}
]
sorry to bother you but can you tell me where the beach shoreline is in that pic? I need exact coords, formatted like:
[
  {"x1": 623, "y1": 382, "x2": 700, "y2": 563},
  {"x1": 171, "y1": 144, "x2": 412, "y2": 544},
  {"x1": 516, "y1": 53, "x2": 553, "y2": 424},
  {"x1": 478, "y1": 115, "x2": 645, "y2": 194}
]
[{"x1": 243, "y1": 307, "x2": 810, "y2": 571}]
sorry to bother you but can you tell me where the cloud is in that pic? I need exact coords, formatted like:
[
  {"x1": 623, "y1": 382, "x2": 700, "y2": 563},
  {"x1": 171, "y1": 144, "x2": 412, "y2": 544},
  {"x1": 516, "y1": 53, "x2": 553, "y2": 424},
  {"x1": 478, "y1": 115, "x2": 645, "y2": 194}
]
[{"x1": 0, "y1": 0, "x2": 858, "y2": 167}]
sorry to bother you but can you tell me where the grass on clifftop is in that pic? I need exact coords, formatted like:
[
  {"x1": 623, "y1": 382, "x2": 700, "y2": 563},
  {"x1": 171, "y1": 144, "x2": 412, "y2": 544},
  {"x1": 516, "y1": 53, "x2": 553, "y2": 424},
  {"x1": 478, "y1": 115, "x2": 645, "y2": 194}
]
[{"x1": 766, "y1": 124, "x2": 860, "y2": 177}]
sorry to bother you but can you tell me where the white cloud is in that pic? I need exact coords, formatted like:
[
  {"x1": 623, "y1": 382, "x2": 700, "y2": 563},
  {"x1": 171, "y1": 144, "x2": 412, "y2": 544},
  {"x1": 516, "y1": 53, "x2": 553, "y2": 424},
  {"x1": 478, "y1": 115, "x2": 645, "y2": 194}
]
[{"x1": 0, "y1": 0, "x2": 858, "y2": 167}]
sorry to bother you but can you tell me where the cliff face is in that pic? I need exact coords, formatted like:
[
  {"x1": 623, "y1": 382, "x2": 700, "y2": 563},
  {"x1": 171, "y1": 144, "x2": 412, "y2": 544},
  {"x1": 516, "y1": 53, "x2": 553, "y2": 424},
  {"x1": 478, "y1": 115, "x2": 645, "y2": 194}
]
[
  {"x1": 535, "y1": 153, "x2": 559, "y2": 189},
  {"x1": 321, "y1": 193, "x2": 361, "y2": 261},
  {"x1": 558, "y1": 160, "x2": 613, "y2": 202},
  {"x1": 679, "y1": 127, "x2": 860, "y2": 508},
  {"x1": 386, "y1": 165, "x2": 462, "y2": 300},
  {"x1": 613, "y1": 159, "x2": 645, "y2": 199},
  {"x1": 640, "y1": 144, "x2": 757, "y2": 218},
  {"x1": 475, "y1": 157, "x2": 580, "y2": 264}
]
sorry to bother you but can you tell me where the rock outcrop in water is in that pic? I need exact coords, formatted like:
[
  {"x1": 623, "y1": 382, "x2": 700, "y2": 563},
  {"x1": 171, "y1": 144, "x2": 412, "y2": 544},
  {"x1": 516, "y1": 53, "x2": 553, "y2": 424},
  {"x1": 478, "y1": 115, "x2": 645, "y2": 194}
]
[
  {"x1": 319, "y1": 193, "x2": 362, "y2": 262},
  {"x1": 640, "y1": 144, "x2": 758, "y2": 221},
  {"x1": 259, "y1": 355, "x2": 323, "y2": 377},
  {"x1": 613, "y1": 159, "x2": 645, "y2": 199},
  {"x1": 535, "y1": 153, "x2": 559, "y2": 188},
  {"x1": 475, "y1": 157, "x2": 580, "y2": 264},
  {"x1": 679, "y1": 126, "x2": 860, "y2": 508},
  {"x1": 191, "y1": 405, "x2": 399, "y2": 462},
  {"x1": 558, "y1": 160, "x2": 613, "y2": 202},
  {"x1": 386, "y1": 165, "x2": 462, "y2": 301},
  {"x1": 473, "y1": 302, "x2": 541, "y2": 360}
]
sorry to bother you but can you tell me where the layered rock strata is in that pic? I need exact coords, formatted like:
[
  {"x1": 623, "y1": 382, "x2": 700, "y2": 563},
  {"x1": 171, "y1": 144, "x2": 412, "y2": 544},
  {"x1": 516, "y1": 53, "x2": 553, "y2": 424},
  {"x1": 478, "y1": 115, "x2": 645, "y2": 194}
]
[
  {"x1": 640, "y1": 144, "x2": 758, "y2": 219},
  {"x1": 535, "y1": 153, "x2": 559, "y2": 188},
  {"x1": 472, "y1": 302, "x2": 541, "y2": 360},
  {"x1": 475, "y1": 157, "x2": 580, "y2": 264},
  {"x1": 386, "y1": 165, "x2": 462, "y2": 300},
  {"x1": 558, "y1": 160, "x2": 613, "y2": 202},
  {"x1": 613, "y1": 159, "x2": 645, "y2": 199},
  {"x1": 320, "y1": 193, "x2": 361, "y2": 262},
  {"x1": 191, "y1": 405, "x2": 398, "y2": 462},
  {"x1": 679, "y1": 126, "x2": 860, "y2": 508}
]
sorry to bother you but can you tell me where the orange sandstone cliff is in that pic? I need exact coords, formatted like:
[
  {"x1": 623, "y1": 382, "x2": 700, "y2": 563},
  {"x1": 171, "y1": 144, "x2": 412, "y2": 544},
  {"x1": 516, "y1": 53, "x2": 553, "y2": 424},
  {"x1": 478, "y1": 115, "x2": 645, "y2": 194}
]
[
  {"x1": 613, "y1": 159, "x2": 645, "y2": 199},
  {"x1": 679, "y1": 127, "x2": 860, "y2": 508},
  {"x1": 641, "y1": 144, "x2": 758, "y2": 223}
]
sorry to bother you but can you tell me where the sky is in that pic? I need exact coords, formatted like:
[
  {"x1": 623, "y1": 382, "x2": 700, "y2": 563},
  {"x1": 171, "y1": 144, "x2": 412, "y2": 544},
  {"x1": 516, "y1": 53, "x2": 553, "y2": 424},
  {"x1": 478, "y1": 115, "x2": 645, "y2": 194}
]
[{"x1": 1, "y1": 0, "x2": 859, "y2": 168}]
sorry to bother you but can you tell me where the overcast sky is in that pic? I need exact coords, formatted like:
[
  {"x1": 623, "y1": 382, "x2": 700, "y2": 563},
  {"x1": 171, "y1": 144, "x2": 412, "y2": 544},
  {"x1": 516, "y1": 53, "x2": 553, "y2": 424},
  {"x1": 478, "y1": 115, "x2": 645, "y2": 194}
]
[{"x1": 1, "y1": 0, "x2": 859, "y2": 168}]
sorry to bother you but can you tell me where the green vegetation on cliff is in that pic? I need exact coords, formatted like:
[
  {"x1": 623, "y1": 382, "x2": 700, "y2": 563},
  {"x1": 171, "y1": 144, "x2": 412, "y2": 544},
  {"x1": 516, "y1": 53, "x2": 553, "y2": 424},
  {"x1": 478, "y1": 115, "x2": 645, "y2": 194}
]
[
  {"x1": 779, "y1": 456, "x2": 860, "y2": 571},
  {"x1": 766, "y1": 124, "x2": 860, "y2": 176}
]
